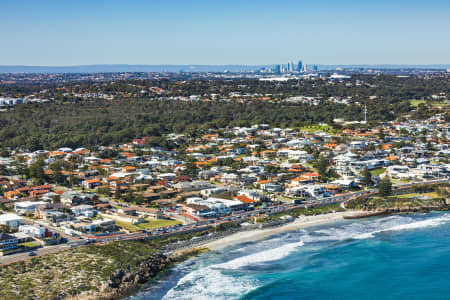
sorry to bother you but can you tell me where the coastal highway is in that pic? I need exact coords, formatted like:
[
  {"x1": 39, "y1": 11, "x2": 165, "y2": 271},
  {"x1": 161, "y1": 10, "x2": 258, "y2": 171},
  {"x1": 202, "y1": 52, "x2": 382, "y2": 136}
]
[
  {"x1": 0, "y1": 243, "x2": 73, "y2": 266},
  {"x1": 1, "y1": 179, "x2": 447, "y2": 266},
  {"x1": 83, "y1": 179, "x2": 449, "y2": 241}
]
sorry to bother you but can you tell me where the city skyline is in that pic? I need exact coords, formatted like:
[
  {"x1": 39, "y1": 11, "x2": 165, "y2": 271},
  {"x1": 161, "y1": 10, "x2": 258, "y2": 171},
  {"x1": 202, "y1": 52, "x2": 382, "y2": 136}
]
[{"x1": 2, "y1": 0, "x2": 450, "y2": 66}]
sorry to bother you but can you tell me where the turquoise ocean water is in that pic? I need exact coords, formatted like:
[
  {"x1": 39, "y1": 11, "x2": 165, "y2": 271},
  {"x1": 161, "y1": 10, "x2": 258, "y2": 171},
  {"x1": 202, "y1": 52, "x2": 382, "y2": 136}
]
[{"x1": 128, "y1": 212, "x2": 450, "y2": 300}]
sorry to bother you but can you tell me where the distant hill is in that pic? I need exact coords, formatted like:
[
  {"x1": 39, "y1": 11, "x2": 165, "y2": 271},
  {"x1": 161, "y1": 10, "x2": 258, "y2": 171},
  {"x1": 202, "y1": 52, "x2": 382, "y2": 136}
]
[
  {"x1": 316, "y1": 64, "x2": 450, "y2": 70},
  {"x1": 0, "y1": 64, "x2": 448, "y2": 73},
  {"x1": 0, "y1": 64, "x2": 265, "y2": 73}
]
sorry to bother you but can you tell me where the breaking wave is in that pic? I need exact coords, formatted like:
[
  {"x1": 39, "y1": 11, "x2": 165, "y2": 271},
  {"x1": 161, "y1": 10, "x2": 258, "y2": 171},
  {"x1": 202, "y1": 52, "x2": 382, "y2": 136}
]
[
  {"x1": 162, "y1": 265, "x2": 256, "y2": 300},
  {"x1": 155, "y1": 212, "x2": 450, "y2": 300},
  {"x1": 215, "y1": 240, "x2": 305, "y2": 269}
]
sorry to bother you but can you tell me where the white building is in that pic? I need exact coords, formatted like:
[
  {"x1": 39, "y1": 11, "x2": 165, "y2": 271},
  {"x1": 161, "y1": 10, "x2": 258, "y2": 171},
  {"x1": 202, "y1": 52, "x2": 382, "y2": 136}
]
[
  {"x1": 18, "y1": 224, "x2": 46, "y2": 238},
  {"x1": 71, "y1": 205, "x2": 96, "y2": 217},
  {"x1": 0, "y1": 213, "x2": 23, "y2": 229},
  {"x1": 14, "y1": 201, "x2": 48, "y2": 215}
]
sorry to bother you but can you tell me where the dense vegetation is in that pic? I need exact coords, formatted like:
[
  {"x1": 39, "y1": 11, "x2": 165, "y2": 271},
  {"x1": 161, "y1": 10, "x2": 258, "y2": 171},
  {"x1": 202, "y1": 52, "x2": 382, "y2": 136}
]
[
  {"x1": 0, "y1": 99, "x2": 400, "y2": 151},
  {"x1": 2, "y1": 75, "x2": 449, "y2": 99},
  {"x1": 0, "y1": 74, "x2": 449, "y2": 150},
  {"x1": 0, "y1": 227, "x2": 215, "y2": 299},
  {"x1": 0, "y1": 241, "x2": 158, "y2": 299}
]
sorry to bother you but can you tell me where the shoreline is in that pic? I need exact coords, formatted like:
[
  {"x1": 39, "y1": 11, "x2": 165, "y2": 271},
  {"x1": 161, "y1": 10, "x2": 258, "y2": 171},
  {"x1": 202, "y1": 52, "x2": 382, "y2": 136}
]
[
  {"x1": 122, "y1": 208, "x2": 448, "y2": 299},
  {"x1": 201, "y1": 210, "x2": 364, "y2": 251}
]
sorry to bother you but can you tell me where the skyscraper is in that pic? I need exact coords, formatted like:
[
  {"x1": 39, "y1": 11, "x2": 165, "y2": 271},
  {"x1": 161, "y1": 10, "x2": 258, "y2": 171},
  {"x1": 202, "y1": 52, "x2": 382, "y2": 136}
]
[
  {"x1": 297, "y1": 60, "x2": 303, "y2": 72},
  {"x1": 273, "y1": 65, "x2": 281, "y2": 73},
  {"x1": 288, "y1": 61, "x2": 294, "y2": 73}
]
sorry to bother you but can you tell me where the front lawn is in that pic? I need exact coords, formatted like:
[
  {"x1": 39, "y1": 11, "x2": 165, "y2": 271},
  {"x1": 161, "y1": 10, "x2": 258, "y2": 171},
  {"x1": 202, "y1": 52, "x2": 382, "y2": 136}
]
[
  {"x1": 115, "y1": 218, "x2": 182, "y2": 232},
  {"x1": 370, "y1": 168, "x2": 385, "y2": 176},
  {"x1": 19, "y1": 241, "x2": 40, "y2": 248},
  {"x1": 393, "y1": 192, "x2": 438, "y2": 199},
  {"x1": 136, "y1": 219, "x2": 181, "y2": 230}
]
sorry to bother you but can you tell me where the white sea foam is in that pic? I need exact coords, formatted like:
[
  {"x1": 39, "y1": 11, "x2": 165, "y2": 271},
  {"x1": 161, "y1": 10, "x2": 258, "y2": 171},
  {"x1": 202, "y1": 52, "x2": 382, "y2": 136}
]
[
  {"x1": 162, "y1": 266, "x2": 256, "y2": 300},
  {"x1": 354, "y1": 214, "x2": 450, "y2": 239},
  {"x1": 304, "y1": 214, "x2": 450, "y2": 241},
  {"x1": 216, "y1": 240, "x2": 305, "y2": 270},
  {"x1": 163, "y1": 213, "x2": 450, "y2": 299},
  {"x1": 163, "y1": 239, "x2": 305, "y2": 299}
]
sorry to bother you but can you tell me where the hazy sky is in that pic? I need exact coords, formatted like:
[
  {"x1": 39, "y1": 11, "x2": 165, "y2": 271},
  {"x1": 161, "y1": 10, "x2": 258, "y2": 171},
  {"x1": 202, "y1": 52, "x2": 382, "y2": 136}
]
[{"x1": 1, "y1": 0, "x2": 450, "y2": 65}]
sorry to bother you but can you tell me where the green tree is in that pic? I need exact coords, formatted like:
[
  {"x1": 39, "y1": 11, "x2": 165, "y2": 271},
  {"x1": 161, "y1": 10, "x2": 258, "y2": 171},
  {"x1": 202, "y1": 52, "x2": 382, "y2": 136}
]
[
  {"x1": 378, "y1": 176, "x2": 392, "y2": 197},
  {"x1": 114, "y1": 183, "x2": 121, "y2": 199},
  {"x1": 378, "y1": 128, "x2": 385, "y2": 142},
  {"x1": 314, "y1": 155, "x2": 330, "y2": 181},
  {"x1": 124, "y1": 186, "x2": 134, "y2": 203},
  {"x1": 29, "y1": 159, "x2": 46, "y2": 185},
  {"x1": 361, "y1": 166, "x2": 372, "y2": 187},
  {"x1": 68, "y1": 173, "x2": 76, "y2": 187},
  {"x1": 0, "y1": 147, "x2": 9, "y2": 157},
  {"x1": 182, "y1": 156, "x2": 197, "y2": 178}
]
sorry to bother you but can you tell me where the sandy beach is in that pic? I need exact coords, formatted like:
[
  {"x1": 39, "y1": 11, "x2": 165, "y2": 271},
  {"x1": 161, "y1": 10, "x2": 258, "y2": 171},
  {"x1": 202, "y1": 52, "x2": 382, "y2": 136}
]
[{"x1": 203, "y1": 210, "x2": 364, "y2": 250}]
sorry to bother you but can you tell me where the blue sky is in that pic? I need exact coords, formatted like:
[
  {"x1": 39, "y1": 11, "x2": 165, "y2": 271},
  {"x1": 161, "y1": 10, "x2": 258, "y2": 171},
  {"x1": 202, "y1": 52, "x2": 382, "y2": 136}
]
[{"x1": 1, "y1": 0, "x2": 449, "y2": 65}]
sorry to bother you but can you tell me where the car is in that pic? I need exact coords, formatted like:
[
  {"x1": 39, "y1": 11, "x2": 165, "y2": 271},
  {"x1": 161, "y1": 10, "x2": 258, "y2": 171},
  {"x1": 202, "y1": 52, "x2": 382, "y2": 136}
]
[{"x1": 28, "y1": 251, "x2": 37, "y2": 256}]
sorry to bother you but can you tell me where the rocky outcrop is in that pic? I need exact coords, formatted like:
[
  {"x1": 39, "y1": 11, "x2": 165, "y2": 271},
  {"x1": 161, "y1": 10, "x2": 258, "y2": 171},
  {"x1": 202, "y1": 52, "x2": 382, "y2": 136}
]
[
  {"x1": 106, "y1": 252, "x2": 172, "y2": 298},
  {"x1": 345, "y1": 206, "x2": 449, "y2": 219},
  {"x1": 62, "y1": 249, "x2": 206, "y2": 300}
]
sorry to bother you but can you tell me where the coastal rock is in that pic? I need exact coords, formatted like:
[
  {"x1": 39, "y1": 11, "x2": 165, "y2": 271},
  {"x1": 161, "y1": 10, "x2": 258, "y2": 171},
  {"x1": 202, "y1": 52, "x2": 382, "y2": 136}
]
[{"x1": 106, "y1": 252, "x2": 171, "y2": 295}]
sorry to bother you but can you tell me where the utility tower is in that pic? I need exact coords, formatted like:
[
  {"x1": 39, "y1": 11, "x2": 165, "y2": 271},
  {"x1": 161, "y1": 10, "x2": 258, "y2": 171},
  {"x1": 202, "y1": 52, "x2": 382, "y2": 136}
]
[{"x1": 364, "y1": 105, "x2": 368, "y2": 124}]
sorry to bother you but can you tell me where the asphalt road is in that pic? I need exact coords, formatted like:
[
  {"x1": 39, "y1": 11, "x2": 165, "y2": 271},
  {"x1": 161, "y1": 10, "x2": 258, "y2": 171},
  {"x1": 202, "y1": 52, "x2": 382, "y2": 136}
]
[{"x1": 1, "y1": 179, "x2": 447, "y2": 266}]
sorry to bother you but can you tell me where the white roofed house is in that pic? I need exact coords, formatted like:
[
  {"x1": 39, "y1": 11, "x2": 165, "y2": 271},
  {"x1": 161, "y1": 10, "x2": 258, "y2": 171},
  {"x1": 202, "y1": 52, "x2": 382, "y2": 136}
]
[
  {"x1": 286, "y1": 150, "x2": 313, "y2": 161},
  {"x1": 329, "y1": 179, "x2": 358, "y2": 190},
  {"x1": 14, "y1": 201, "x2": 48, "y2": 215},
  {"x1": 200, "y1": 187, "x2": 228, "y2": 197},
  {"x1": 157, "y1": 173, "x2": 177, "y2": 181},
  {"x1": 0, "y1": 213, "x2": 23, "y2": 229},
  {"x1": 220, "y1": 173, "x2": 239, "y2": 184},
  {"x1": 18, "y1": 224, "x2": 46, "y2": 238},
  {"x1": 83, "y1": 156, "x2": 101, "y2": 164},
  {"x1": 173, "y1": 181, "x2": 214, "y2": 192},
  {"x1": 60, "y1": 191, "x2": 97, "y2": 206},
  {"x1": 71, "y1": 205, "x2": 96, "y2": 217},
  {"x1": 198, "y1": 169, "x2": 218, "y2": 180},
  {"x1": 185, "y1": 197, "x2": 232, "y2": 215},
  {"x1": 58, "y1": 147, "x2": 73, "y2": 153},
  {"x1": 349, "y1": 141, "x2": 367, "y2": 151},
  {"x1": 92, "y1": 218, "x2": 116, "y2": 231},
  {"x1": 386, "y1": 165, "x2": 413, "y2": 179},
  {"x1": 334, "y1": 152, "x2": 358, "y2": 177},
  {"x1": 183, "y1": 203, "x2": 215, "y2": 218},
  {"x1": 295, "y1": 185, "x2": 331, "y2": 200},
  {"x1": 206, "y1": 197, "x2": 248, "y2": 212},
  {"x1": 286, "y1": 138, "x2": 313, "y2": 148},
  {"x1": 413, "y1": 164, "x2": 448, "y2": 179},
  {"x1": 260, "y1": 183, "x2": 282, "y2": 193}
]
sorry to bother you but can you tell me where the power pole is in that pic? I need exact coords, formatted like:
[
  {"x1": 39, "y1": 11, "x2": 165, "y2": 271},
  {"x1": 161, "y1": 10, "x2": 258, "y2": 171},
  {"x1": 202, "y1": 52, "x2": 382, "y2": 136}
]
[{"x1": 364, "y1": 105, "x2": 368, "y2": 124}]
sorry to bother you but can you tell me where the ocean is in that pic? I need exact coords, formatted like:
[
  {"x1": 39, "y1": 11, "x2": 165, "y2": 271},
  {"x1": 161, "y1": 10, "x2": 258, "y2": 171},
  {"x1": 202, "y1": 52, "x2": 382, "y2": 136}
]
[{"x1": 127, "y1": 212, "x2": 450, "y2": 300}]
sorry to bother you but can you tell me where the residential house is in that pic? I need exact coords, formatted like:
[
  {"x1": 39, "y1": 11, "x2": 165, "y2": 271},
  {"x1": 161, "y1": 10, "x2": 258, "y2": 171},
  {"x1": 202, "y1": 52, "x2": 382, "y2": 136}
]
[
  {"x1": 0, "y1": 233, "x2": 18, "y2": 252},
  {"x1": 0, "y1": 213, "x2": 22, "y2": 229},
  {"x1": 14, "y1": 201, "x2": 48, "y2": 215}
]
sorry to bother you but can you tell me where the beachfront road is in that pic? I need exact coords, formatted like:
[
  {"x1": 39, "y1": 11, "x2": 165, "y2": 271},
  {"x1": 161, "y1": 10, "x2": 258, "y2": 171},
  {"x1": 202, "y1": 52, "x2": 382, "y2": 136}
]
[{"x1": 1, "y1": 179, "x2": 447, "y2": 266}]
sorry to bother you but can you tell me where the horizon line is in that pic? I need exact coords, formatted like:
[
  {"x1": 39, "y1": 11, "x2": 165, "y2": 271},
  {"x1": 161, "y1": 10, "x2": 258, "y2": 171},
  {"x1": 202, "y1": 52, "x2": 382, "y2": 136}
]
[{"x1": 1, "y1": 63, "x2": 450, "y2": 67}]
